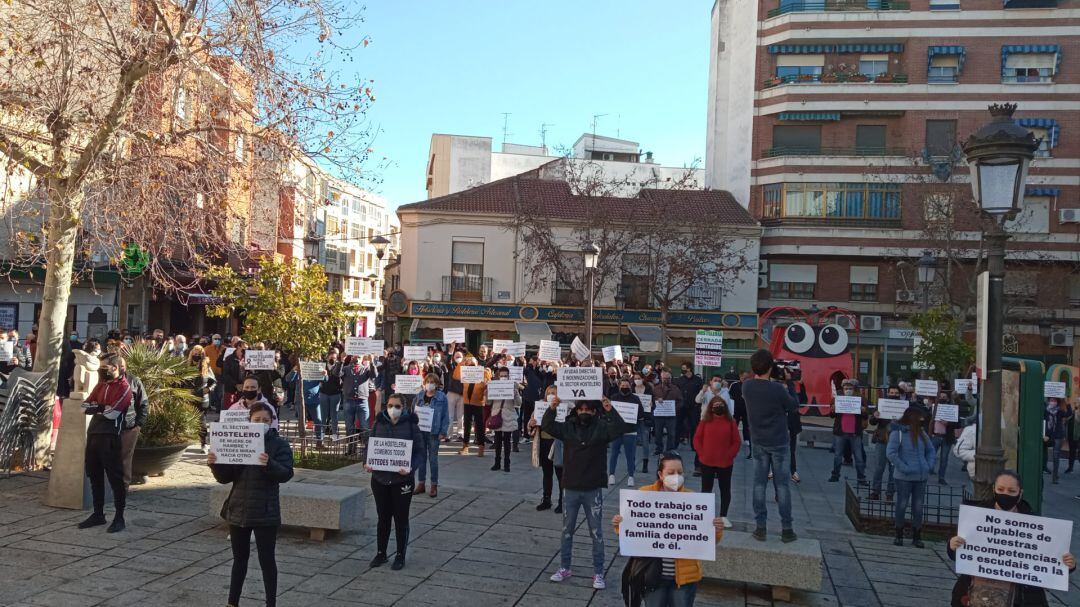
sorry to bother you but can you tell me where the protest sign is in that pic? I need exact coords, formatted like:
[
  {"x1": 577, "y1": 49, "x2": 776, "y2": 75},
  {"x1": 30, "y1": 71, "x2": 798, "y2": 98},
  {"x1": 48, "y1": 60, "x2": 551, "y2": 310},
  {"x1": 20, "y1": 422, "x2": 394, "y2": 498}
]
[
  {"x1": 876, "y1": 398, "x2": 909, "y2": 420},
  {"x1": 694, "y1": 330, "x2": 724, "y2": 367},
  {"x1": 954, "y1": 378, "x2": 978, "y2": 395},
  {"x1": 618, "y1": 489, "x2": 715, "y2": 560},
  {"x1": 557, "y1": 367, "x2": 603, "y2": 400},
  {"x1": 915, "y1": 379, "x2": 939, "y2": 397},
  {"x1": 653, "y1": 399, "x2": 676, "y2": 417},
  {"x1": 0, "y1": 341, "x2": 11, "y2": 363},
  {"x1": 442, "y1": 327, "x2": 465, "y2": 344},
  {"x1": 395, "y1": 375, "x2": 423, "y2": 395},
  {"x1": 361, "y1": 338, "x2": 385, "y2": 356},
  {"x1": 1044, "y1": 381, "x2": 1067, "y2": 399},
  {"x1": 611, "y1": 400, "x2": 639, "y2": 424},
  {"x1": 570, "y1": 336, "x2": 590, "y2": 361},
  {"x1": 955, "y1": 505, "x2": 1073, "y2": 591},
  {"x1": 602, "y1": 345, "x2": 623, "y2": 362},
  {"x1": 935, "y1": 404, "x2": 959, "y2": 423},
  {"x1": 557, "y1": 402, "x2": 570, "y2": 422},
  {"x1": 834, "y1": 395, "x2": 862, "y2": 415},
  {"x1": 507, "y1": 366, "x2": 524, "y2": 383},
  {"x1": 533, "y1": 401, "x2": 548, "y2": 425},
  {"x1": 219, "y1": 409, "x2": 253, "y2": 424},
  {"x1": 533, "y1": 402, "x2": 569, "y2": 424},
  {"x1": 459, "y1": 365, "x2": 486, "y2": 384},
  {"x1": 403, "y1": 346, "x2": 428, "y2": 362},
  {"x1": 492, "y1": 340, "x2": 526, "y2": 358},
  {"x1": 487, "y1": 380, "x2": 516, "y2": 400},
  {"x1": 298, "y1": 360, "x2": 324, "y2": 379},
  {"x1": 638, "y1": 394, "x2": 653, "y2": 413},
  {"x1": 244, "y1": 350, "x2": 276, "y2": 371},
  {"x1": 366, "y1": 437, "x2": 413, "y2": 472},
  {"x1": 209, "y1": 422, "x2": 265, "y2": 465},
  {"x1": 344, "y1": 336, "x2": 365, "y2": 356},
  {"x1": 538, "y1": 340, "x2": 562, "y2": 362},
  {"x1": 416, "y1": 406, "x2": 434, "y2": 432}
]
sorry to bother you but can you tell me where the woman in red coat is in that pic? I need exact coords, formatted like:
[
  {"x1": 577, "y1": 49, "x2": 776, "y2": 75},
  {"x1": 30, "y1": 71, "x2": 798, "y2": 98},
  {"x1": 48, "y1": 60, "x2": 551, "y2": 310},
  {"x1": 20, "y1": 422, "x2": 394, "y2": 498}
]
[{"x1": 693, "y1": 395, "x2": 743, "y2": 529}]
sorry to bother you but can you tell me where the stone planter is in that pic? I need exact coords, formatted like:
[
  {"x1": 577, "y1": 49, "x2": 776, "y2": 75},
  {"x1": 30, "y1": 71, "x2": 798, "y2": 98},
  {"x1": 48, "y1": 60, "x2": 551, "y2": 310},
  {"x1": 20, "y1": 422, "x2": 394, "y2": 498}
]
[{"x1": 132, "y1": 443, "x2": 190, "y2": 478}]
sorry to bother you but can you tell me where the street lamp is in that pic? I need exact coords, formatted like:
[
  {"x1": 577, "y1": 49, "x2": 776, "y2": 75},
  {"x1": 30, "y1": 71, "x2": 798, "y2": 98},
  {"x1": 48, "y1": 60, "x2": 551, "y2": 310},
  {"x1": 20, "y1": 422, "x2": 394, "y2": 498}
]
[
  {"x1": 582, "y1": 242, "x2": 600, "y2": 350},
  {"x1": 917, "y1": 251, "x2": 937, "y2": 311},
  {"x1": 371, "y1": 235, "x2": 390, "y2": 260},
  {"x1": 962, "y1": 103, "x2": 1039, "y2": 500}
]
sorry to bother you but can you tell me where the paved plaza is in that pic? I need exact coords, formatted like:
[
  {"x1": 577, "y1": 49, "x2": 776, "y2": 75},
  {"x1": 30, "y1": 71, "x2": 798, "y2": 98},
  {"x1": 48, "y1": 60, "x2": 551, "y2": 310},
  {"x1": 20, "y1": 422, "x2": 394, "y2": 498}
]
[{"x1": 1, "y1": 430, "x2": 1078, "y2": 607}]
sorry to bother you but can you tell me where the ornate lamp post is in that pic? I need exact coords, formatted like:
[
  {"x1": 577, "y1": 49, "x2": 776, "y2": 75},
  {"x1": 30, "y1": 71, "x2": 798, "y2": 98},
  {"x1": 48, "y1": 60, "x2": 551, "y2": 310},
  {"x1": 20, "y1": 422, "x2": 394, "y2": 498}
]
[
  {"x1": 583, "y1": 242, "x2": 600, "y2": 350},
  {"x1": 961, "y1": 103, "x2": 1039, "y2": 499},
  {"x1": 916, "y1": 251, "x2": 937, "y2": 312}
]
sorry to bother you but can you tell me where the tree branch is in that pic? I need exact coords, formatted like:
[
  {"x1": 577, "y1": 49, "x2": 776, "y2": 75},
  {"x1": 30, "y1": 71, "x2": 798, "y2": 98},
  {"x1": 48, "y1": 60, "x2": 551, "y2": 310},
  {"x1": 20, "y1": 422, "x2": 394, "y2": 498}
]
[{"x1": 0, "y1": 131, "x2": 52, "y2": 178}]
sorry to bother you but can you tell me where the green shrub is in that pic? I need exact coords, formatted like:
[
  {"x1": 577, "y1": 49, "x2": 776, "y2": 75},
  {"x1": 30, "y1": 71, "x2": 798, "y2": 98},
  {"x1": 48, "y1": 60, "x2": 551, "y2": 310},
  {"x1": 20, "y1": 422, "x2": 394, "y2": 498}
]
[{"x1": 123, "y1": 344, "x2": 201, "y2": 448}]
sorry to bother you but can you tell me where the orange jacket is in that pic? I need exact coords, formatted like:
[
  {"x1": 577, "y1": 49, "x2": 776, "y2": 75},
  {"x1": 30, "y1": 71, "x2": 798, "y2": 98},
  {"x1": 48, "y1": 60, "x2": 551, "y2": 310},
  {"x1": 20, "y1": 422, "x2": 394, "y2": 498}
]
[
  {"x1": 616, "y1": 481, "x2": 713, "y2": 587},
  {"x1": 204, "y1": 344, "x2": 223, "y2": 375},
  {"x1": 453, "y1": 365, "x2": 491, "y2": 406}
]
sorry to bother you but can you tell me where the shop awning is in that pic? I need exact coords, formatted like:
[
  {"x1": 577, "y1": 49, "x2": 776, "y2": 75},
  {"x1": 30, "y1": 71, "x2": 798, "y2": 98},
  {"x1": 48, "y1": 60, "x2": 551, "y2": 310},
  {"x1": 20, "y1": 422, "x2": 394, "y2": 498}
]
[
  {"x1": 778, "y1": 112, "x2": 840, "y2": 122},
  {"x1": 629, "y1": 325, "x2": 672, "y2": 353},
  {"x1": 834, "y1": 43, "x2": 904, "y2": 53},
  {"x1": 1000, "y1": 45, "x2": 1061, "y2": 76},
  {"x1": 768, "y1": 44, "x2": 834, "y2": 54},
  {"x1": 413, "y1": 319, "x2": 503, "y2": 332},
  {"x1": 928, "y1": 46, "x2": 966, "y2": 72},
  {"x1": 1025, "y1": 187, "x2": 1060, "y2": 197},
  {"x1": 1016, "y1": 118, "x2": 1059, "y2": 148},
  {"x1": 515, "y1": 321, "x2": 552, "y2": 345}
]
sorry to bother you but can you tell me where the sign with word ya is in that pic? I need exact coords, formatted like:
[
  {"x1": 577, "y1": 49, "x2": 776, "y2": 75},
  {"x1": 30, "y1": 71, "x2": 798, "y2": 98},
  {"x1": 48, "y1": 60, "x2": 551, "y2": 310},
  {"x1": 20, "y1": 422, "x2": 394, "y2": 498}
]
[
  {"x1": 492, "y1": 340, "x2": 526, "y2": 358},
  {"x1": 955, "y1": 505, "x2": 1073, "y2": 591},
  {"x1": 556, "y1": 367, "x2": 603, "y2": 400},
  {"x1": 395, "y1": 375, "x2": 423, "y2": 395},
  {"x1": 366, "y1": 437, "x2": 413, "y2": 472},
  {"x1": 694, "y1": 330, "x2": 724, "y2": 367},
  {"x1": 245, "y1": 350, "x2": 276, "y2": 371},
  {"x1": 619, "y1": 489, "x2": 715, "y2": 560},
  {"x1": 487, "y1": 380, "x2": 516, "y2": 400},
  {"x1": 442, "y1": 327, "x2": 465, "y2": 344},
  {"x1": 915, "y1": 379, "x2": 939, "y2": 397},
  {"x1": 833, "y1": 396, "x2": 862, "y2": 415},
  {"x1": 876, "y1": 398, "x2": 909, "y2": 420},
  {"x1": 209, "y1": 422, "x2": 265, "y2": 465},
  {"x1": 459, "y1": 365, "x2": 486, "y2": 384},
  {"x1": 537, "y1": 340, "x2": 562, "y2": 362}
]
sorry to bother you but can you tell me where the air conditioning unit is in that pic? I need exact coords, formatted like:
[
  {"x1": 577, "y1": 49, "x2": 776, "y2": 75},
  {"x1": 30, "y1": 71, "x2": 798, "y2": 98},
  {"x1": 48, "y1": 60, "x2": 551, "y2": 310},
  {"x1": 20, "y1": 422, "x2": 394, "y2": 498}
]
[
  {"x1": 896, "y1": 290, "x2": 916, "y2": 304},
  {"x1": 860, "y1": 315, "x2": 882, "y2": 332},
  {"x1": 1060, "y1": 209, "x2": 1080, "y2": 224},
  {"x1": 757, "y1": 260, "x2": 769, "y2": 275},
  {"x1": 1049, "y1": 327, "x2": 1074, "y2": 347},
  {"x1": 757, "y1": 275, "x2": 769, "y2": 289},
  {"x1": 835, "y1": 316, "x2": 855, "y2": 330}
]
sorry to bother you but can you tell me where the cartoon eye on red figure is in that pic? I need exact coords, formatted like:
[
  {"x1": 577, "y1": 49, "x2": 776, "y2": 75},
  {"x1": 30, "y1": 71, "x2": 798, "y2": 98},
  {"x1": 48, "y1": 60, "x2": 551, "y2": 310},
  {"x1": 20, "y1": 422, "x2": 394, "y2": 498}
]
[{"x1": 760, "y1": 307, "x2": 855, "y2": 416}]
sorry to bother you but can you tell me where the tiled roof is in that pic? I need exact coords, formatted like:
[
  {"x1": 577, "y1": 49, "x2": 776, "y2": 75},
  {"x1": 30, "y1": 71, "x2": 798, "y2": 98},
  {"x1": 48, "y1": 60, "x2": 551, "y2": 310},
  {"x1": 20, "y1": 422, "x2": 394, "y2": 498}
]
[{"x1": 397, "y1": 175, "x2": 756, "y2": 226}]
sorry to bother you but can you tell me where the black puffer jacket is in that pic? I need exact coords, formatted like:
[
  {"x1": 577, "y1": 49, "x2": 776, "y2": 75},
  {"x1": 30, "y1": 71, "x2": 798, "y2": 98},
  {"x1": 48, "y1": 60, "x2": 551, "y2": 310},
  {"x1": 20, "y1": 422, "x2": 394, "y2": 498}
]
[
  {"x1": 541, "y1": 404, "x2": 622, "y2": 491},
  {"x1": 211, "y1": 428, "x2": 295, "y2": 527},
  {"x1": 369, "y1": 409, "x2": 423, "y2": 486}
]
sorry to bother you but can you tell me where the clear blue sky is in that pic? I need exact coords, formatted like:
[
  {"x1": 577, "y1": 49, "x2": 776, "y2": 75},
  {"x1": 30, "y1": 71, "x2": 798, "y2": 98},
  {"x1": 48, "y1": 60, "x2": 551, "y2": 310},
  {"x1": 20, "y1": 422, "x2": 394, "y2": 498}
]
[{"x1": 346, "y1": 1, "x2": 712, "y2": 208}]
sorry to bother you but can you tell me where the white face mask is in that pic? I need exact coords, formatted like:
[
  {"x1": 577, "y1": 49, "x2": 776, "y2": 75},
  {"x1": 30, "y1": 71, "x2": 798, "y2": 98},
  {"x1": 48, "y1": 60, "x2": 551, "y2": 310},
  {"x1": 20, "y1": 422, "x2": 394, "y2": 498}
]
[
  {"x1": 388, "y1": 406, "x2": 402, "y2": 420},
  {"x1": 662, "y1": 474, "x2": 684, "y2": 491},
  {"x1": 546, "y1": 394, "x2": 556, "y2": 403},
  {"x1": 634, "y1": 379, "x2": 643, "y2": 387},
  {"x1": 425, "y1": 383, "x2": 437, "y2": 392}
]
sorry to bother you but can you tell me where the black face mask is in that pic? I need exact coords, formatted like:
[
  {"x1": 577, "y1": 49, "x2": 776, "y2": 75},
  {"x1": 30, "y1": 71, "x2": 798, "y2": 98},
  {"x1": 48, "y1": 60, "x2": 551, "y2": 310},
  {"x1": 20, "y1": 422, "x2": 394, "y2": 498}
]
[
  {"x1": 619, "y1": 388, "x2": 631, "y2": 395},
  {"x1": 242, "y1": 389, "x2": 259, "y2": 400},
  {"x1": 993, "y1": 491, "x2": 1021, "y2": 511},
  {"x1": 576, "y1": 410, "x2": 595, "y2": 423},
  {"x1": 99, "y1": 369, "x2": 117, "y2": 382}
]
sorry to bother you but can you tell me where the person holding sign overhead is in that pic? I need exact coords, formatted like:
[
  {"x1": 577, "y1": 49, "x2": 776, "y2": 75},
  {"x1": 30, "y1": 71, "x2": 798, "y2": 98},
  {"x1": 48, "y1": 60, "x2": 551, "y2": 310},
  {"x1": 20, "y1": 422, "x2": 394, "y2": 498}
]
[
  {"x1": 947, "y1": 470, "x2": 1075, "y2": 607},
  {"x1": 366, "y1": 394, "x2": 423, "y2": 571},
  {"x1": 412, "y1": 374, "x2": 448, "y2": 497},
  {"x1": 887, "y1": 406, "x2": 936, "y2": 547},
  {"x1": 612, "y1": 451, "x2": 724, "y2": 607},
  {"x1": 208, "y1": 403, "x2": 294, "y2": 607}
]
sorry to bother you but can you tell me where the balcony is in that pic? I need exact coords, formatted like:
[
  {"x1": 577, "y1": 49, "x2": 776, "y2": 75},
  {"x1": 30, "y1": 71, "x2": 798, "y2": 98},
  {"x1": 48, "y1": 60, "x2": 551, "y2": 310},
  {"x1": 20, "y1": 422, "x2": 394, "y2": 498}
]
[
  {"x1": 763, "y1": 146, "x2": 907, "y2": 158},
  {"x1": 763, "y1": 73, "x2": 907, "y2": 89},
  {"x1": 761, "y1": 182, "x2": 902, "y2": 227},
  {"x1": 441, "y1": 275, "x2": 493, "y2": 302},
  {"x1": 767, "y1": 0, "x2": 909, "y2": 17}
]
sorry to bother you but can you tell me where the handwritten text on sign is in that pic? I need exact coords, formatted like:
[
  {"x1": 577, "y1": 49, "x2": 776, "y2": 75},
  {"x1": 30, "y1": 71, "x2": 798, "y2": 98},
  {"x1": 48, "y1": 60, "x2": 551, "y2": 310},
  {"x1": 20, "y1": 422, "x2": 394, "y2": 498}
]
[
  {"x1": 556, "y1": 367, "x2": 603, "y2": 400},
  {"x1": 619, "y1": 489, "x2": 715, "y2": 560},
  {"x1": 209, "y1": 422, "x2": 264, "y2": 465},
  {"x1": 955, "y1": 505, "x2": 1073, "y2": 591},
  {"x1": 366, "y1": 437, "x2": 413, "y2": 472},
  {"x1": 416, "y1": 407, "x2": 433, "y2": 432}
]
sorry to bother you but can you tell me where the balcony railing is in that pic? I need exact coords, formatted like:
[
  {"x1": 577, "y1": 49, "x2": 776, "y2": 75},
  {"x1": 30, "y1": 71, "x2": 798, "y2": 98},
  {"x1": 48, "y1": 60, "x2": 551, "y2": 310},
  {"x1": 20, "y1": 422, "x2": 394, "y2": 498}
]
[
  {"x1": 763, "y1": 73, "x2": 908, "y2": 88},
  {"x1": 442, "y1": 275, "x2": 493, "y2": 302},
  {"x1": 763, "y1": 146, "x2": 907, "y2": 158},
  {"x1": 767, "y1": 0, "x2": 909, "y2": 17}
]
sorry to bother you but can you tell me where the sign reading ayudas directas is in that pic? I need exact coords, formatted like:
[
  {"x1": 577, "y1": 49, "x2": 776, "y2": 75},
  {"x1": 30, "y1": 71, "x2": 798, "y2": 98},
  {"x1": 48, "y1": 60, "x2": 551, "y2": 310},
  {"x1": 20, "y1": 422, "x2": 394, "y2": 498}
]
[
  {"x1": 618, "y1": 489, "x2": 715, "y2": 560},
  {"x1": 366, "y1": 437, "x2": 413, "y2": 472},
  {"x1": 955, "y1": 505, "x2": 1073, "y2": 591},
  {"x1": 557, "y1": 367, "x2": 603, "y2": 400}
]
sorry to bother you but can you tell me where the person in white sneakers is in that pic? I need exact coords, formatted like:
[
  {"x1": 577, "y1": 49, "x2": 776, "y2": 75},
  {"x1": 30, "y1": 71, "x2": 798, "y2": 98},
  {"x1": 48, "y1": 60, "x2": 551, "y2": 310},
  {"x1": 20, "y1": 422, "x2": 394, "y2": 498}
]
[{"x1": 607, "y1": 377, "x2": 643, "y2": 488}]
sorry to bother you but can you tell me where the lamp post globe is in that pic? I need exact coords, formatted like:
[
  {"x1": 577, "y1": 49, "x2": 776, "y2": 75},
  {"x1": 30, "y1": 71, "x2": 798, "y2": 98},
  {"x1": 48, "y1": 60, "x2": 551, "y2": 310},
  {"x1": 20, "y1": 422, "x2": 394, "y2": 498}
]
[
  {"x1": 370, "y1": 234, "x2": 390, "y2": 260},
  {"x1": 961, "y1": 103, "x2": 1040, "y2": 218}
]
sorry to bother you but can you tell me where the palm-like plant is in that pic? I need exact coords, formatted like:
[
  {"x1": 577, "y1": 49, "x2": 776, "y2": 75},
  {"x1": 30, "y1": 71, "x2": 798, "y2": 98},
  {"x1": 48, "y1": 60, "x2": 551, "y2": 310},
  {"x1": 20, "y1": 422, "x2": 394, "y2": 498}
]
[{"x1": 123, "y1": 344, "x2": 201, "y2": 448}]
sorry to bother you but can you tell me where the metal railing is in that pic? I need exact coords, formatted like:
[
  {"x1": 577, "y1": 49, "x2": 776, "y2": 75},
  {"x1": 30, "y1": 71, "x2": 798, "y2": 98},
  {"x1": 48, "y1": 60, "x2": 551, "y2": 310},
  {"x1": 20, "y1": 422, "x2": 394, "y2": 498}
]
[
  {"x1": 763, "y1": 73, "x2": 908, "y2": 88},
  {"x1": 442, "y1": 275, "x2": 493, "y2": 302},
  {"x1": 845, "y1": 479, "x2": 966, "y2": 539},
  {"x1": 768, "y1": 0, "x2": 909, "y2": 17},
  {"x1": 277, "y1": 419, "x2": 368, "y2": 463},
  {"x1": 763, "y1": 146, "x2": 907, "y2": 158}
]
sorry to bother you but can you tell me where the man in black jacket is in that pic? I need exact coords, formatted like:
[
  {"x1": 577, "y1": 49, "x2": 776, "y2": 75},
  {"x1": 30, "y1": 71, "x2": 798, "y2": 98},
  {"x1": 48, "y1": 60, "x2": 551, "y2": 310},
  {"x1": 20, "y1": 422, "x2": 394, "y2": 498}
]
[
  {"x1": 119, "y1": 356, "x2": 149, "y2": 486},
  {"x1": 674, "y1": 363, "x2": 704, "y2": 446},
  {"x1": 542, "y1": 398, "x2": 621, "y2": 590}
]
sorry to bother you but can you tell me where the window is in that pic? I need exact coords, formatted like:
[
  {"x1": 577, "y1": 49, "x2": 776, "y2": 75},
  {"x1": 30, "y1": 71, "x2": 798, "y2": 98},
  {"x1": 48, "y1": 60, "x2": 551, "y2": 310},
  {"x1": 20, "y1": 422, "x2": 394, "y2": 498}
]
[
  {"x1": 349, "y1": 222, "x2": 360, "y2": 239},
  {"x1": 776, "y1": 54, "x2": 824, "y2": 81},
  {"x1": 929, "y1": 55, "x2": 959, "y2": 83},
  {"x1": 554, "y1": 251, "x2": 584, "y2": 305},
  {"x1": 326, "y1": 216, "x2": 340, "y2": 238},
  {"x1": 174, "y1": 87, "x2": 188, "y2": 121},
  {"x1": 929, "y1": 0, "x2": 960, "y2": 9},
  {"x1": 620, "y1": 254, "x2": 652, "y2": 308},
  {"x1": 450, "y1": 240, "x2": 484, "y2": 297},
  {"x1": 762, "y1": 183, "x2": 901, "y2": 221},
  {"x1": 770, "y1": 282, "x2": 815, "y2": 300},
  {"x1": 1003, "y1": 53, "x2": 1056, "y2": 83},
  {"x1": 772, "y1": 125, "x2": 821, "y2": 155},
  {"x1": 324, "y1": 247, "x2": 338, "y2": 267},
  {"x1": 850, "y1": 266, "x2": 879, "y2": 302},
  {"x1": 859, "y1": 54, "x2": 889, "y2": 77},
  {"x1": 769, "y1": 264, "x2": 816, "y2": 300},
  {"x1": 855, "y1": 125, "x2": 886, "y2": 155},
  {"x1": 925, "y1": 120, "x2": 957, "y2": 157}
]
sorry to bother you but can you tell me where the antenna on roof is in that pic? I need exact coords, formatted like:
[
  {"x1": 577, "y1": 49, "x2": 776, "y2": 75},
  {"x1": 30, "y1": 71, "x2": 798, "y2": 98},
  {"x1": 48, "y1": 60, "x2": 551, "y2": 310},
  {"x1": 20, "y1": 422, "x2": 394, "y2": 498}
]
[
  {"x1": 616, "y1": 113, "x2": 621, "y2": 138},
  {"x1": 500, "y1": 113, "x2": 512, "y2": 144},
  {"x1": 539, "y1": 123, "x2": 554, "y2": 152}
]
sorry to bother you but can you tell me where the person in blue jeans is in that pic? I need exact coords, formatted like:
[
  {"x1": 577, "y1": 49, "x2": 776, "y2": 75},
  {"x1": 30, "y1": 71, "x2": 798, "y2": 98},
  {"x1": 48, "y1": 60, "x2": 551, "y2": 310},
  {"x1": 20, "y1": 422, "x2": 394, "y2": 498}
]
[
  {"x1": 886, "y1": 405, "x2": 936, "y2": 548},
  {"x1": 607, "y1": 377, "x2": 643, "y2": 487},
  {"x1": 319, "y1": 349, "x2": 344, "y2": 439},
  {"x1": 412, "y1": 374, "x2": 449, "y2": 497},
  {"x1": 928, "y1": 395, "x2": 959, "y2": 485},
  {"x1": 651, "y1": 371, "x2": 682, "y2": 455},
  {"x1": 828, "y1": 379, "x2": 867, "y2": 483},
  {"x1": 541, "y1": 396, "x2": 622, "y2": 591},
  {"x1": 341, "y1": 355, "x2": 378, "y2": 451},
  {"x1": 741, "y1": 349, "x2": 799, "y2": 543}
]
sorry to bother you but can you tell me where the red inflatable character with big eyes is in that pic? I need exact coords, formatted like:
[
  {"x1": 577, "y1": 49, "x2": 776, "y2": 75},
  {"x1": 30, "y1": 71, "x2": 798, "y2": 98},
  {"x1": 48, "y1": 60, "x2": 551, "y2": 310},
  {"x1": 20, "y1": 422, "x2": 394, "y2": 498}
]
[{"x1": 759, "y1": 307, "x2": 856, "y2": 416}]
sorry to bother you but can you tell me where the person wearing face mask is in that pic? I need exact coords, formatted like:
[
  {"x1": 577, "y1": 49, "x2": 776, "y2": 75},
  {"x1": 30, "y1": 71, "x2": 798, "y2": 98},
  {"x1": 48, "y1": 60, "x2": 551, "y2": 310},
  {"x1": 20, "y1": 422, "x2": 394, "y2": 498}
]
[
  {"x1": 947, "y1": 471, "x2": 1076, "y2": 606},
  {"x1": 186, "y1": 345, "x2": 217, "y2": 452},
  {"x1": 673, "y1": 364, "x2": 703, "y2": 447},
  {"x1": 542, "y1": 397, "x2": 622, "y2": 590},
  {"x1": 454, "y1": 354, "x2": 491, "y2": 457},
  {"x1": 221, "y1": 340, "x2": 247, "y2": 409},
  {"x1": 828, "y1": 379, "x2": 868, "y2": 484},
  {"x1": 651, "y1": 371, "x2": 683, "y2": 456},
  {"x1": 203, "y1": 333, "x2": 225, "y2": 411},
  {"x1": 318, "y1": 349, "x2": 344, "y2": 439},
  {"x1": 886, "y1": 406, "x2": 936, "y2": 547},
  {"x1": 928, "y1": 392, "x2": 960, "y2": 485},
  {"x1": 607, "y1": 378, "x2": 643, "y2": 487},
  {"x1": 693, "y1": 395, "x2": 742, "y2": 529},
  {"x1": 170, "y1": 334, "x2": 188, "y2": 357},
  {"x1": 1043, "y1": 397, "x2": 1073, "y2": 484},
  {"x1": 869, "y1": 385, "x2": 902, "y2": 501},
  {"x1": 68, "y1": 330, "x2": 83, "y2": 351},
  {"x1": 78, "y1": 353, "x2": 135, "y2": 533},
  {"x1": 444, "y1": 347, "x2": 466, "y2": 442},
  {"x1": 208, "y1": 403, "x2": 293, "y2": 607},
  {"x1": 229, "y1": 377, "x2": 279, "y2": 430},
  {"x1": 630, "y1": 372, "x2": 655, "y2": 474},
  {"x1": 488, "y1": 368, "x2": 521, "y2": 472},
  {"x1": 412, "y1": 374, "x2": 449, "y2": 497},
  {"x1": 367, "y1": 394, "x2": 423, "y2": 571},
  {"x1": 613, "y1": 452, "x2": 725, "y2": 606},
  {"x1": 528, "y1": 386, "x2": 565, "y2": 513},
  {"x1": 342, "y1": 355, "x2": 378, "y2": 443}
]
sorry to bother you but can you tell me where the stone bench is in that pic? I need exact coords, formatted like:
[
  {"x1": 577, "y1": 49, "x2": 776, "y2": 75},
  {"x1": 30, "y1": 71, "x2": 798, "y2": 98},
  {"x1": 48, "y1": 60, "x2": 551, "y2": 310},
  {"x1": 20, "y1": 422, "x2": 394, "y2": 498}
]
[
  {"x1": 701, "y1": 530, "x2": 822, "y2": 601},
  {"x1": 209, "y1": 482, "x2": 367, "y2": 541}
]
